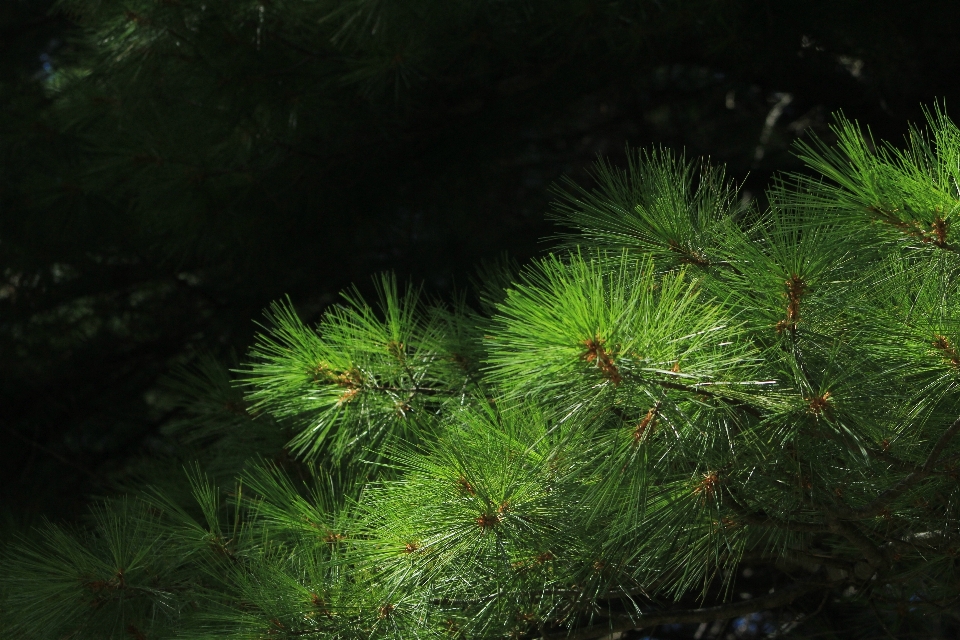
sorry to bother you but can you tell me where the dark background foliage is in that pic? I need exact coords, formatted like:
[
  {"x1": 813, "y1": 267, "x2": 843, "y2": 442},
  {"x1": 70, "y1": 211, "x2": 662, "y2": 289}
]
[{"x1": 2, "y1": 1, "x2": 960, "y2": 636}]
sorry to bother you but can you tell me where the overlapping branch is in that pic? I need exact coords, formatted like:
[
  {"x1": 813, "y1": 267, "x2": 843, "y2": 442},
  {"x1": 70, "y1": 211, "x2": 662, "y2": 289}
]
[
  {"x1": 546, "y1": 581, "x2": 822, "y2": 640},
  {"x1": 833, "y1": 415, "x2": 960, "y2": 520}
]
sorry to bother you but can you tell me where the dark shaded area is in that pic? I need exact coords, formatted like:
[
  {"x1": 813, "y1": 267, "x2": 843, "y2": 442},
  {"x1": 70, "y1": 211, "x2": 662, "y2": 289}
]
[{"x1": 2, "y1": 5, "x2": 960, "y2": 636}]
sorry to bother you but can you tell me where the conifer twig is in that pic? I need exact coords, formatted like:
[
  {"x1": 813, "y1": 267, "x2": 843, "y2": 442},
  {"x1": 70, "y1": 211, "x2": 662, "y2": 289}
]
[
  {"x1": 545, "y1": 581, "x2": 821, "y2": 640},
  {"x1": 724, "y1": 486, "x2": 827, "y2": 533},
  {"x1": 3, "y1": 424, "x2": 97, "y2": 479},
  {"x1": 825, "y1": 517, "x2": 885, "y2": 569},
  {"x1": 834, "y1": 415, "x2": 960, "y2": 520},
  {"x1": 624, "y1": 373, "x2": 765, "y2": 418},
  {"x1": 738, "y1": 549, "x2": 854, "y2": 576}
]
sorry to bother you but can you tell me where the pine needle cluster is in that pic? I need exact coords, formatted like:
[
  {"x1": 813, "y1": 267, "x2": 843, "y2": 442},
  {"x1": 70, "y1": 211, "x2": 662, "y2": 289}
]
[{"x1": 3, "y1": 108, "x2": 960, "y2": 639}]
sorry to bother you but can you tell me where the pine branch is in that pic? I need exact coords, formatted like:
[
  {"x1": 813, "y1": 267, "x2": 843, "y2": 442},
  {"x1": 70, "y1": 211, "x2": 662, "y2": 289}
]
[
  {"x1": 8, "y1": 88, "x2": 960, "y2": 638},
  {"x1": 545, "y1": 581, "x2": 822, "y2": 640},
  {"x1": 866, "y1": 205, "x2": 959, "y2": 253},
  {"x1": 738, "y1": 550, "x2": 854, "y2": 576},
  {"x1": 825, "y1": 517, "x2": 886, "y2": 569},
  {"x1": 833, "y1": 415, "x2": 960, "y2": 520},
  {"x1": 631, "y1": 374, "x2": 767, "y2": 419},
  {"x1": 2, "y1": 423, "x2": 97, "y2": 479},
  {"x1": 724, "y1": 487, "x2": 827, "y2": 534}
]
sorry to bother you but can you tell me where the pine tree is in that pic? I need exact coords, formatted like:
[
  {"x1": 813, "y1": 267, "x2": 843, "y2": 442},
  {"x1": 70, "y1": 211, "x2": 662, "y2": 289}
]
[{"x1": 3, "y1": 106, "x2": 960, "y2": 639}]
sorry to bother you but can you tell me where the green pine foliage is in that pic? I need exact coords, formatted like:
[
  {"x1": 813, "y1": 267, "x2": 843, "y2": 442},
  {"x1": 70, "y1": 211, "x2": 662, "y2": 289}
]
[
  {"x1": 3, "y1": 108, "x2": 960, "y2": 639},
  {"x1": 242, "y1": 275, "x2": 484, "y2": 462}
]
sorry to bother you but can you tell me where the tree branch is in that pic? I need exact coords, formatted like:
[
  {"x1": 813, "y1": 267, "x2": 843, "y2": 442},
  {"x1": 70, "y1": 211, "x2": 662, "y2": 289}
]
[
  {"x1": 3, "y1": 424, "x2": 97, "y2": 479},
  {"x1": 621, "y1": 372, "x2": 765, "y2": 419},
  {"x1": 834, "y1": 415, "x2": 960, "y2": 520},
  {"x1": 825, "y1": 517, "x2": 885, "y2": 568},
  {"x1": 544, "y1": 581, "x2": 821, "y2": 640},
  {"x1": 738, "y1": 549, "x2": 853, "y2": 576},
  {"x1": 724, "y1": 486, "x2": 827, "y2": 533}
]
